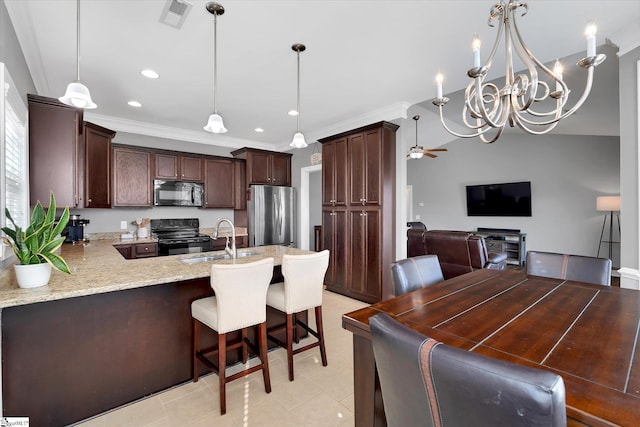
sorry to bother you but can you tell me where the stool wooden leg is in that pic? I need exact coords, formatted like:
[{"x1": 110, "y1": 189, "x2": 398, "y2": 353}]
[
  {"x1": 193, "y1": 319, "x2": 200, "y2": 382},
  {"x1": 258, "y1": 322, "x2": 272, "y2": 393},
  {"x1": 315, "y1": 306, "x2": 328, "y2": 367},
  {"x1": 286, "y1": 313, "x2": 295, "y2": 381},
  {"x1": 218, "y1": 332, "x2": 227, "y2": 415}
]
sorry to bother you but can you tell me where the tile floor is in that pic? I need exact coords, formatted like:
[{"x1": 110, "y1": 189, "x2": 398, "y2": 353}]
[{"x1": 75, "y1": 291, "x2": 368, "y2": 427}]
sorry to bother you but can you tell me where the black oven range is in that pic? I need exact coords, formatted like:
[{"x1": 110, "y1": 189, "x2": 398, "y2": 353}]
[{"x1": 150, "y1": 218, "x2": 212, "y2": 256}]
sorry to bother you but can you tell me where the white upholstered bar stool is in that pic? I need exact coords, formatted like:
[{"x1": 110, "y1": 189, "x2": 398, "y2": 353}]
[
  {"x1": 266, "y1": 250, "x2": 330, "y2": 381},
  {"x1": 191, "y1": 257, "x2": 274, "y2": 415}
]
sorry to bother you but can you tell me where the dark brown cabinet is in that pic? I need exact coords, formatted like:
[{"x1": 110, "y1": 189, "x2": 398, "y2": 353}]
[
  {"x1": 112, "y1": 146, "x2": 153, "y2": 207},
  {"x1": 231, "y1": 148, "x2": 292, "y2": 186},
  {"x1": 233, "y1": 160, "x2": 247, "y2": 210},
  {"x1": 203, "y1": 158, "x2": 234, "y2": 208},
  {"x1": 319, "y1": 122, "x2": 398, "y2": 303},
  {"x1": 155, "y1": 153, "x2": 203, "y2": 182},
  {"x1": 84, "y1": 122, "x2": 115, "y2": 208},
  {"x1": 115, "y1": 242, "x2": 158, "y2": 259}
]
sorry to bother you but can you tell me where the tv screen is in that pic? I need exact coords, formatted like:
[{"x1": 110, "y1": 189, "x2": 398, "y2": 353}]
[{"x1": 466, "y1": 181, "x2": 532, "y2": 217}]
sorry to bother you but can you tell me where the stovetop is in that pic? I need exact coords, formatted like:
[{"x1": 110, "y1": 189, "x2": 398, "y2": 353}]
[{"x1": 150, "y1": 218, "x2": 211, "y2": 243}]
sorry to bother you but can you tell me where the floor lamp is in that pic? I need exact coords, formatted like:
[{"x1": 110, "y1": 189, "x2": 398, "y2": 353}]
[{"x1": 596, "y1": 196, "x2": 620, "y2": 264}]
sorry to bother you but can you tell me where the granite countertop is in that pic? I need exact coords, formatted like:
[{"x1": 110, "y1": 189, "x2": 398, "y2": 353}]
[{"x1": 0, "y1": 241, "x2": 309, "y2": 309}]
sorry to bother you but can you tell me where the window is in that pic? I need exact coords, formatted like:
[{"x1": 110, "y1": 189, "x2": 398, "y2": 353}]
[{"x1": 1, "y1": 63, "x2": 28, "y2": 262}]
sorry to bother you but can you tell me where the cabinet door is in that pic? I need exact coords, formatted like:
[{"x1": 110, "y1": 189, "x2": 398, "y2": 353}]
[
  {"x1": 181, "y1": 156, "x2": 203, "y2": 182},
  {"x1": 112, "y1": 147, "x2": 153, "y2": 207},
  {"x1": 155, "y1": 153, "x2": 178, "y2": 180},
  {"x1": 349, "y1": 208, "x2": 381, "y2": 302},
  {"x1": 348, "y1": 133, "x2": 366, "y2": 206},
  {"x1": 233, "y1": 160, "x2": 247, "y2": 210},
  {"x1": 322, "y1": 138, "x2": 348, "y2": 206},
  {"x1": 28, "y1": 95, "x2": 81, "y2": 207},
  {"x1": 270, "y1": 154, "x2": 291, "y2": 186},
  {"x1": 204, "y1": 158, "x2": 234, "y2": 208},
  {"x1": 322, "y1": 209, "x2": 348, "y2": 291},
  {"x1": 247, "y1": 151, "x2": 271, "y2": 184},
  {"x1": 363, "y1": 128, "x2": 382, "y2": 205},
  {"x1": 84, "y1": 123, "x2": 114, "y2": 208}
]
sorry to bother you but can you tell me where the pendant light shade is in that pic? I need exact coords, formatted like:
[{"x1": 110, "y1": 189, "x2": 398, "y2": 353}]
[
  {"x1": 59, "y1": 0, "x2": 96, "y2": 109},
  {"x1": 290, "y1": 43, "x2": 307, "y2": 148},
  {"x1": 204, "y1": 2, "x2": 227, "y2": 134}
]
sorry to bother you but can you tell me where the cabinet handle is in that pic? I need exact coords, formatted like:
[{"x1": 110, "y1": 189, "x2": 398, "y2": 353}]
[
  {"x1": 88, "y1": 198, "x2": 92, "y2": 203},
  {"x1": 360, "y1": 211, "x2": 367, "y2": 217}
]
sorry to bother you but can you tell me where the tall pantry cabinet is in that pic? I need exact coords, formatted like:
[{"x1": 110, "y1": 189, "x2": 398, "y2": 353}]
[{"x1": 319, "y1": 122, "x2": 398, "y2": 303}]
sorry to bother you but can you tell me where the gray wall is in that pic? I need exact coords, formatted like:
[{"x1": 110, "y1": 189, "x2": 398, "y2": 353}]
[
  {"x1": 619, "y1": 46, "x2": 640, "y2": 269},
  {"x1": 308, "y1": 170, "x2": 322, "y2": 248},
  {"x1": 407, "y1": 132, "x2": 621, "y2": 263},
  {"x1": 0, "y1": 0, "x2": 35, "y2": 98}
]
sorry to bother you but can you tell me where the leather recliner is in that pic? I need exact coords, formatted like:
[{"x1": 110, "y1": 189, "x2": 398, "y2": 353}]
[
  {"x1": 369, "y1": 313, "x2": 567, "y2": 427},
  {"x1": 422, "y1": 230, "x2": 507, "y2": 279},
  {"x1": 526, "y1": 251, "x2": 611, "y2": 286},
  {"x1": 407, "y1": 222, "x2": 428, "y2": 257}
]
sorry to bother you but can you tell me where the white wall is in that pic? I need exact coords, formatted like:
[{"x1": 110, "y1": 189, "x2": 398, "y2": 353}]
[{"x1": 407, "y1": 132, "x2": 620, "y2": 261}]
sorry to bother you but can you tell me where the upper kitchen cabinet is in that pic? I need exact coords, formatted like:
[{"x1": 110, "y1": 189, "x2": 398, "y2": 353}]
[
  {"x1": 28, "y1": 94, "x2": 83, "y2": 207},
  {"x1": 203, "y1": 158, "x2": 234, "y2": 208},
  {"x1": 84, "y1": 122, "x2": 116, "y2": 208},
  {"x1": 231, "y1": 148, "x2": 292, "y2": 187},
  {"x1": 155, "y1": 153, "x2": 203, "y2": 182},
  {"x1": 321, "y1": 137, "x2": 348, "y2": 207},
  {"x1": 348, "y1": 127, "x2": 383, "y2": 206},
  {"x1": 112, "y1": 145, "x2": 153, "y2": 207}
]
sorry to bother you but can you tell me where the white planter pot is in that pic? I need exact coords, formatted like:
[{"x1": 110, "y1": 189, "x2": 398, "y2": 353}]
[{"x1": 14, "y1": 263, "x2": 52, "y2": 289}]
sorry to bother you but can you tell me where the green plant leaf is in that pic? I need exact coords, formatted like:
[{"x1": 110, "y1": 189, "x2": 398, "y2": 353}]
[{"x1": 41, "y1": 252, "x2": 71, "y2": 275}]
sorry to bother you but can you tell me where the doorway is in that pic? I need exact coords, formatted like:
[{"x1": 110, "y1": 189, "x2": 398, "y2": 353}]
[{"x1": 300, "y1": 164, "x2": 322, "y2": 250}]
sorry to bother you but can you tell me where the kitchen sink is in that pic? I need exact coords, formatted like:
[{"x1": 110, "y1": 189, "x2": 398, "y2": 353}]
[{"x1": 181, "y1": 251, "x2": 259, "y2": 263}]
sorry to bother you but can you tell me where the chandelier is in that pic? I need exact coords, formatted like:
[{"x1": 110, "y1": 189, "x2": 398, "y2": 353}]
[{"x1": 432, "y1": 1, "x2": 606, "y2": 143}]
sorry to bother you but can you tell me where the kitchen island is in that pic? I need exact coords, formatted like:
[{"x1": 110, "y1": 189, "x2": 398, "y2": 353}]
[{"x1": 0, "y1": 241, "x2": 310, "y2": 426}]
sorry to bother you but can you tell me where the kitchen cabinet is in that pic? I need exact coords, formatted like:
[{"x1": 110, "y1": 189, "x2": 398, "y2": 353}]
[
  {"x1": 319, "y1": 121, "x2": 398, "y2": 303},
  {"x1": 112, "y1": 146, "x2": 153, "y2": 207},
  {"x1": 28, "y1": 94, "x2": 82, "y2": 207},
  {"x1": 203, "y1": 158, "x2": 234, "y2": 208},
  {"x1": 155, "y1": 153, "x2": 203, "y2": 182},
  {"x1": 233, "y1": 160, "x2": 247, "y2": 210},
  {"x1": 115, "y1": 242, "x2": 158, "y2": 259},
  {"x1": 210, "y1": 235, "x2": 247, "y2": 251},
  {"x1": 231, "y1": 148, "x2": 292, "y2": 186},
  {"x1": 83, "y1": 122, "x2": 115, "y2": 208},
  {"x1": 321, "y1": 137, "x2": 348, "y2": 206}
]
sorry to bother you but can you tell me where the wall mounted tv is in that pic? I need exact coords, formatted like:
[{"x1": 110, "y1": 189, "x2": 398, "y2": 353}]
[{"x1": 466, "y1": 181, "x2": 532, "y2": 217}]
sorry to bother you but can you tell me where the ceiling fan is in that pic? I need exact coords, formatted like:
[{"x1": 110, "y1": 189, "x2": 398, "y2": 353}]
[{"x1": 408, "y1": 115, "x2": 448, "y2": 159}]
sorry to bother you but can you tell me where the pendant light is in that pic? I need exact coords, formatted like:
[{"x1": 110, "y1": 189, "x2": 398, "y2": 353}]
[
  {"x1": 290, "y1": 43, "x2": 307, "y2": 148},
  {"x1": 59, "y1": 0, "x2": 96, "y2": 109},
  {"x1": 204, "y1": 2, "x2": 227, "y2": 133}
]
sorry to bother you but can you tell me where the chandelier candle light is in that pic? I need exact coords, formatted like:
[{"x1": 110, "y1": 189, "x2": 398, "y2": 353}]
[
  {"x1": 204, "y1": 2, "x2": 227, "y2": 133},
  {"x1": 290, "y1": 43, "x2": 308, "y2": 148},
  {"x1": 432, "y1": 1, "x2": 606, "y2": 143}
]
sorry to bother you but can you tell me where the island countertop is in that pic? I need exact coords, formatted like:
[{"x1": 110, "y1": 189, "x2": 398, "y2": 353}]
[{"x1": 0, "y1": 241, "x2": 310, "y2": 309}]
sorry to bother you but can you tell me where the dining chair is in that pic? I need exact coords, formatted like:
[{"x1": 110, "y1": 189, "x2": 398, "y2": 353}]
[
  {"x1": 369, "y1": 313, "x2": 567, "y2": 427},
  {"x1": 390, "y1": 255, "x2": 444, "y2": 297},
  {"x1": 266, "y1": 250, "x2": 330, "y2": 381},
  {"x1": 191, "y1": 257, "x2": 274, "y2": 415},
  {"x1": 526, "y1": 251, "x2": 611, "y2": 286}
]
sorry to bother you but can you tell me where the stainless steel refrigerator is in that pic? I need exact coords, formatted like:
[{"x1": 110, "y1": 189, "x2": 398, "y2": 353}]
[{"x1": 248, "y1": 185, "x2": 295, "y2": 247}]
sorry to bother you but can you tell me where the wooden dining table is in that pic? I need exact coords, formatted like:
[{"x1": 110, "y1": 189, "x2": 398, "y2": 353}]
[{"x1": 342, "y1": 268, "x2": 640, "y2": 426}]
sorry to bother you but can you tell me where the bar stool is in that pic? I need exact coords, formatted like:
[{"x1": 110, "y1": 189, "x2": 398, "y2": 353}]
[
  {"x1": 266, "y1": 250, "x2": 330, "y2": 381},
  {"x1": 191, "y1": 257, "x2": 274, "y2": 415}
]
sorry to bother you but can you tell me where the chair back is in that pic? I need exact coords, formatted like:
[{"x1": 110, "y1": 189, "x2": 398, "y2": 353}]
[
  {"x1": 526, "y1": 251, "x2": 611, "y2": 286},
  {"x1": 281, "y1": 250, "x2": 330, "y2": 313},
  {"x1": 390, "y1": 255, "x2": 444, "y2": 297},
  {"x1": 423, "y1": 230, "x2": 489, "y2": 278},
  {"x1": 370, "y1": 313, "x2": 567, "y2": 427},
  {"x1": 211, "y1": 258, "x2": 274, "y2": 333}
]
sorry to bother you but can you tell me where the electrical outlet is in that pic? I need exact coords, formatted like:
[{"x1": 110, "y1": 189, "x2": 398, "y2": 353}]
[
  {"x1": 120, "y1": 221, "x2": 128, "y2": 230},
  {"x1": 415, "y1": 215, "x2": 421, "y2": 220},
  {"x1": 418, "y1": 202, "x2": 424, "y2": 207}
]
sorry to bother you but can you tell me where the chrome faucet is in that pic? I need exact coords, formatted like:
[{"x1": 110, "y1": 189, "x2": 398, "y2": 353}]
[{"x1": 213, "y1": 218, "x2": 236, "y2": 260}]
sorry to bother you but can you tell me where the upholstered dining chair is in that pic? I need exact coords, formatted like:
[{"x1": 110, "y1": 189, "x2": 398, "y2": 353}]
[
  {"x1": 191, "y1": 257, "x2": 274, "y2": 415},
  {"x1": 266, "y1": 250, "x2": 330, "y2": 381},
  {"x1": 390, "y1": 255, "x2": 444, "y2": 297},
  {"x1": 369, "y1": 313, "x2": 567, "y2": 427},
  {"x1": 526, "y1": 251, "x2": 612, "y2": 286}
]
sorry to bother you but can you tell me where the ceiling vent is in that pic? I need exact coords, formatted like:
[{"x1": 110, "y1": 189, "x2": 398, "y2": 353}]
[{"x1": 159, "y1": 0, "x2": 193, "y2": 29}]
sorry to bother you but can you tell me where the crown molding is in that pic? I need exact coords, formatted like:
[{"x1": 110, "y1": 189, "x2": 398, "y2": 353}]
[{"x1": 609, "y1": 17, "x2": 640, "y2": 57}]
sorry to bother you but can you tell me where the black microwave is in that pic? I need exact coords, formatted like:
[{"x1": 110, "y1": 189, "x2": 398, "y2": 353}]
[{"x1": 154, "y1": 180, "x2": 204, "y2": 207}]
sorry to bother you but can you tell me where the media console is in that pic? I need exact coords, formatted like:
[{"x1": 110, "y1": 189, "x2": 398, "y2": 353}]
[{"x1": 474, "y1": 228, "x2": 527, "y2": 266}]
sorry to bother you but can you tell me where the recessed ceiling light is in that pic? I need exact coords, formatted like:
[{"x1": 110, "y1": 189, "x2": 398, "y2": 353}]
[
  {"x1": 254, "y1": 128, "x2": 264, "y2": 133},
  {"x1": 141, "y1": 69, "x2": 159, "y2": 79},
  {"x1": 128, "y1": 100, "x2": 142, "y2": 108},
  {"x1": 288, "y1": 110, "x2": 298, "y2": 116}
]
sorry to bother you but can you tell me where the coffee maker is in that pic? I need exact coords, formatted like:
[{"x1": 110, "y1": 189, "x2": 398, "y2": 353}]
[{"x1": 65, "y1": 214, "x2": 90, "y2": 242}]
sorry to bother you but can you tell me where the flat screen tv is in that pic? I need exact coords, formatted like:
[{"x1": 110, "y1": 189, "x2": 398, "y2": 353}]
[{"x1": 466, "y1": 181, "x2": 532, "y2": 217}]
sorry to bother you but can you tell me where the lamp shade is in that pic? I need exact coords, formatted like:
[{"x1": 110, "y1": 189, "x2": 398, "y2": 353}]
[
  {"x1": 59, "y1": 82, "x2": 97, "y2": 109},
  {"x1": 203, "y1": 113, "x2": 227, "y2": 133},
  {"x1": 596, "y1": 196, "x2": 620, "y2": 212},
  {"x1": 290, "y1": 131, "x2": 307, "y2": 148}
]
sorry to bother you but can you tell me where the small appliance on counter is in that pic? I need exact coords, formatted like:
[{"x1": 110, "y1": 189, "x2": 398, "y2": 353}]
[{"x1": 63, "y1": 214, "x2": 90, "y2": 243}]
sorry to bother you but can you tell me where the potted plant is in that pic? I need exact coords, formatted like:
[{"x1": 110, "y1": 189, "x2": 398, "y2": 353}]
[{"x1": 1, "y1": 192, "x2": 71, "y2": 288}]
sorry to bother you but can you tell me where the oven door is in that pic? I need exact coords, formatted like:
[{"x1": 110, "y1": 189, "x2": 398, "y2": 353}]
[
  {"x1": 158, "y1": 239, "x2": 211, "y2": 256},
  {"x1": 154, "y1": 180, "x2": 204, "y2": 207}
]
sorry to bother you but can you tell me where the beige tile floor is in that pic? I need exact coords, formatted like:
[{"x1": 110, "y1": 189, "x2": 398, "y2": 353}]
[{"x1": 75, "y1": 291, "x2": 368, "y2": 427}]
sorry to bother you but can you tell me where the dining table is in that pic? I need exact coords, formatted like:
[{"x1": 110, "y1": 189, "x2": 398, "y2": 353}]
[{"x1": 342, "y1": 268, "x2": 640, "y2": 426}]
